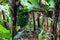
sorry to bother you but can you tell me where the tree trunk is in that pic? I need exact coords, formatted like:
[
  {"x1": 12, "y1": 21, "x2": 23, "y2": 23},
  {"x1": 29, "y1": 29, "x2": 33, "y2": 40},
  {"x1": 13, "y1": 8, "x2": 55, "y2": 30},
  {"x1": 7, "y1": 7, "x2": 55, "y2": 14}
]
[
  {"x1": 37, "y1": 12, "x2": 41, "y2": 28},
  {"x1": 42, "y1": 11, "x2": 48, "y2": 32},
  {"x1": 51, "y1": 3, "x2": 59, "y2": 40},
  {"x1": 33, "y1": 12, "x2": 36, "y2": 31},
  {"x1": 9, "y1": 0, "x2": 17, "y2": 39}
]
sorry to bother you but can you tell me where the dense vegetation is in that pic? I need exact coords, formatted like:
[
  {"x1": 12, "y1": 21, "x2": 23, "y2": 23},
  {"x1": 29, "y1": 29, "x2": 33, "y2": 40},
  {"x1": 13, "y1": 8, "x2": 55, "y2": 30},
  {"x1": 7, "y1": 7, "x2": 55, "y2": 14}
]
[{"x1": 0, "y1": 0, "x2": 60, "y2": 40}]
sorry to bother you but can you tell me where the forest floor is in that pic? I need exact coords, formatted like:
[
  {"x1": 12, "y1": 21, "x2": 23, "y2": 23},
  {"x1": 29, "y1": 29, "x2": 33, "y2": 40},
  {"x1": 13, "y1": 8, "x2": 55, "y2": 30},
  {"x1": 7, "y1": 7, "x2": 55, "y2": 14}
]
[
  {"x1": 18, "y1": 31, "x2": 60, "y2": 40},
  {"x1": 18, "y1": 31, "x2": 38, "y2": 40},
  {"x1": 0, "y1": 31, "x2": 59, "y2": 40}
]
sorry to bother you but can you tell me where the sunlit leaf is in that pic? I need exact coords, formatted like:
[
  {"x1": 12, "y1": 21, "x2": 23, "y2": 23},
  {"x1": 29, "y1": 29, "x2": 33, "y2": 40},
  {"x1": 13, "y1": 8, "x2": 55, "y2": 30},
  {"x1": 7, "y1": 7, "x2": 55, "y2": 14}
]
[
  {"x1": 0, "y1": 33, "x2": 11, "y2": 38},
  {"x1": 45, "y1": 0, "x2": 54, "y2": 10},
  {"x1": 0, "y1": 24, "x2": 10, "y2": 33},
  {"x1": 29, "y1": 0, "x2": 40, "y2": 8},
  {"x1": 16, "y1": 26, "x2": 20, "y2": 31},
  {"x1": 38, "y1": 34, "x2": 42, "y2": 40}
]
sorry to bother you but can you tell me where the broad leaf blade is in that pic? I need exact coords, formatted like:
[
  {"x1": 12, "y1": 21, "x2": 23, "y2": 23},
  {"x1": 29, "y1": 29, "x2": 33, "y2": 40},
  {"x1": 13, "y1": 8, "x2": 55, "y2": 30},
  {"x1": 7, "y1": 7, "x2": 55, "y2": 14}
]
[{"x1": 0, "y1": 24, "x2": 10, "y2": 33}]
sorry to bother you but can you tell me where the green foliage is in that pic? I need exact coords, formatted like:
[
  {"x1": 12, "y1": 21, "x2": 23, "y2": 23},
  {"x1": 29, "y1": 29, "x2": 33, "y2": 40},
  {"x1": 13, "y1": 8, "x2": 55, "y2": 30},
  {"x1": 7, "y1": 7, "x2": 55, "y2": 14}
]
[
  {"x1": 38, "y1": 34, "x2": 42, "y2": 40},
  {"x1": 29, "y1": 0, "x2": 40, "y2": 8},
  {"x1": 0, "y1": 4, "x2": 10, "y2": 23},
  {"x1": 57, "y1": 12, "x2": 60, "y2": 29},
  {"x1": 20, "y1": 0, "x2": 40, "y2": 11},
  {"x1": 0, "y1": 0, "x2": 60, "y2": 40},
  {"x1": 14, "y1": 30, "x2": 26, "y2": 39},
  {"x1": 16, "y1": 26, "x2": 20, "y2": 31},
  {"x1": 46, "y1": 11, "x2": 52, "y2": 18},
  {"x1": 0, "y1": 33, "x2": 11, "y2": 38},
  {"x1": 48, "y1": 0, "x2": 54, "y2": 8},
  {"x1": 20, "y1": 0, "x2": 33, "y2": 11},
  {"x1": 0, "y1": 1, "x2": 11, "y2": 39},
  {"x1": 45, "y1": 0, "x2": 54, "y2": 10},
  {"x1": 48, "y1": 17, "x2": 51, "y2": 27},
  {"x1": 40, "y1": 16, "x2": 43, "y2": 24},
  {"x1": 57, "y1": 22, "x2": 60, "y2": 30},
  {"x1": 17, "y1": 7, "x2": 29, "y2": 28},
  {"x1": 0, "y1": 24, "x2": 10, "y2": 33},
  {"x1": 0, "y1": 24, "x2": 12, "y2": 39}
]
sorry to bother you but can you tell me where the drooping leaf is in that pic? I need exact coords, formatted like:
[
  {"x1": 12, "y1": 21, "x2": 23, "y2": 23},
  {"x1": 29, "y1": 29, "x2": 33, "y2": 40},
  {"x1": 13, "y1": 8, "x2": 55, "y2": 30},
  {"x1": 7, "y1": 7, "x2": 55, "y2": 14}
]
[{"x1": 14, "y1": 30, "x2": 26, "y2": 39}]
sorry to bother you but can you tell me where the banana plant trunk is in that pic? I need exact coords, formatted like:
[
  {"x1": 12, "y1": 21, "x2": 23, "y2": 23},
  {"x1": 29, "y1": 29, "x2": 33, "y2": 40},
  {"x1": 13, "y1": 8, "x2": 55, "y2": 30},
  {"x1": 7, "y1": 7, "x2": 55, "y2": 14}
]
[
  {"x1": 42, "y1": 11, "x2": 48, "y2": 33},
  {"x1": 51, "y1": 3, "x2": 59, "y2": 40},
  {"x1": 33, "y1": 12, "x2": 36, "y2": 31}
]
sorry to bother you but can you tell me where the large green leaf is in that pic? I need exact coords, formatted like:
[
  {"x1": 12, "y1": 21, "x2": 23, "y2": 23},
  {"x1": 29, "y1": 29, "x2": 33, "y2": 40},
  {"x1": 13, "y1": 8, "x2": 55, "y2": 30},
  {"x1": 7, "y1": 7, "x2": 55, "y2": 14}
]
[
  {"x1": 0, "y1": 32, "x2": 11, "y2": 38},
  {"x1": 48, "y1": 0, "x2": 54, "y2": 8},
  {"x1": 29, "y1": 0, "x2": 40, "y2": 8},
  {"x1": 0, "y1": 24, "x2": 10, "y2": 33},
  {"x1": 20, "y1": 0, "x2": 40, "y2": 11},
  {"x1": 20, "y1": 0, "x2": 33, "y2": 11},
  {"x1": 0, "y1": 24, "x2": 11, "y2": 39}
]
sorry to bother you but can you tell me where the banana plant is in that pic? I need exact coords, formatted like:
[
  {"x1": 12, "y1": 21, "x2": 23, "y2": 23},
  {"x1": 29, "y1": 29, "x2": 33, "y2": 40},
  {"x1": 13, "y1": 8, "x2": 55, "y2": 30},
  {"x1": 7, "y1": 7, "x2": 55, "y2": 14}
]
[{"x1": 17, "y1": 0, "x2": 40, "y2": 29}]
